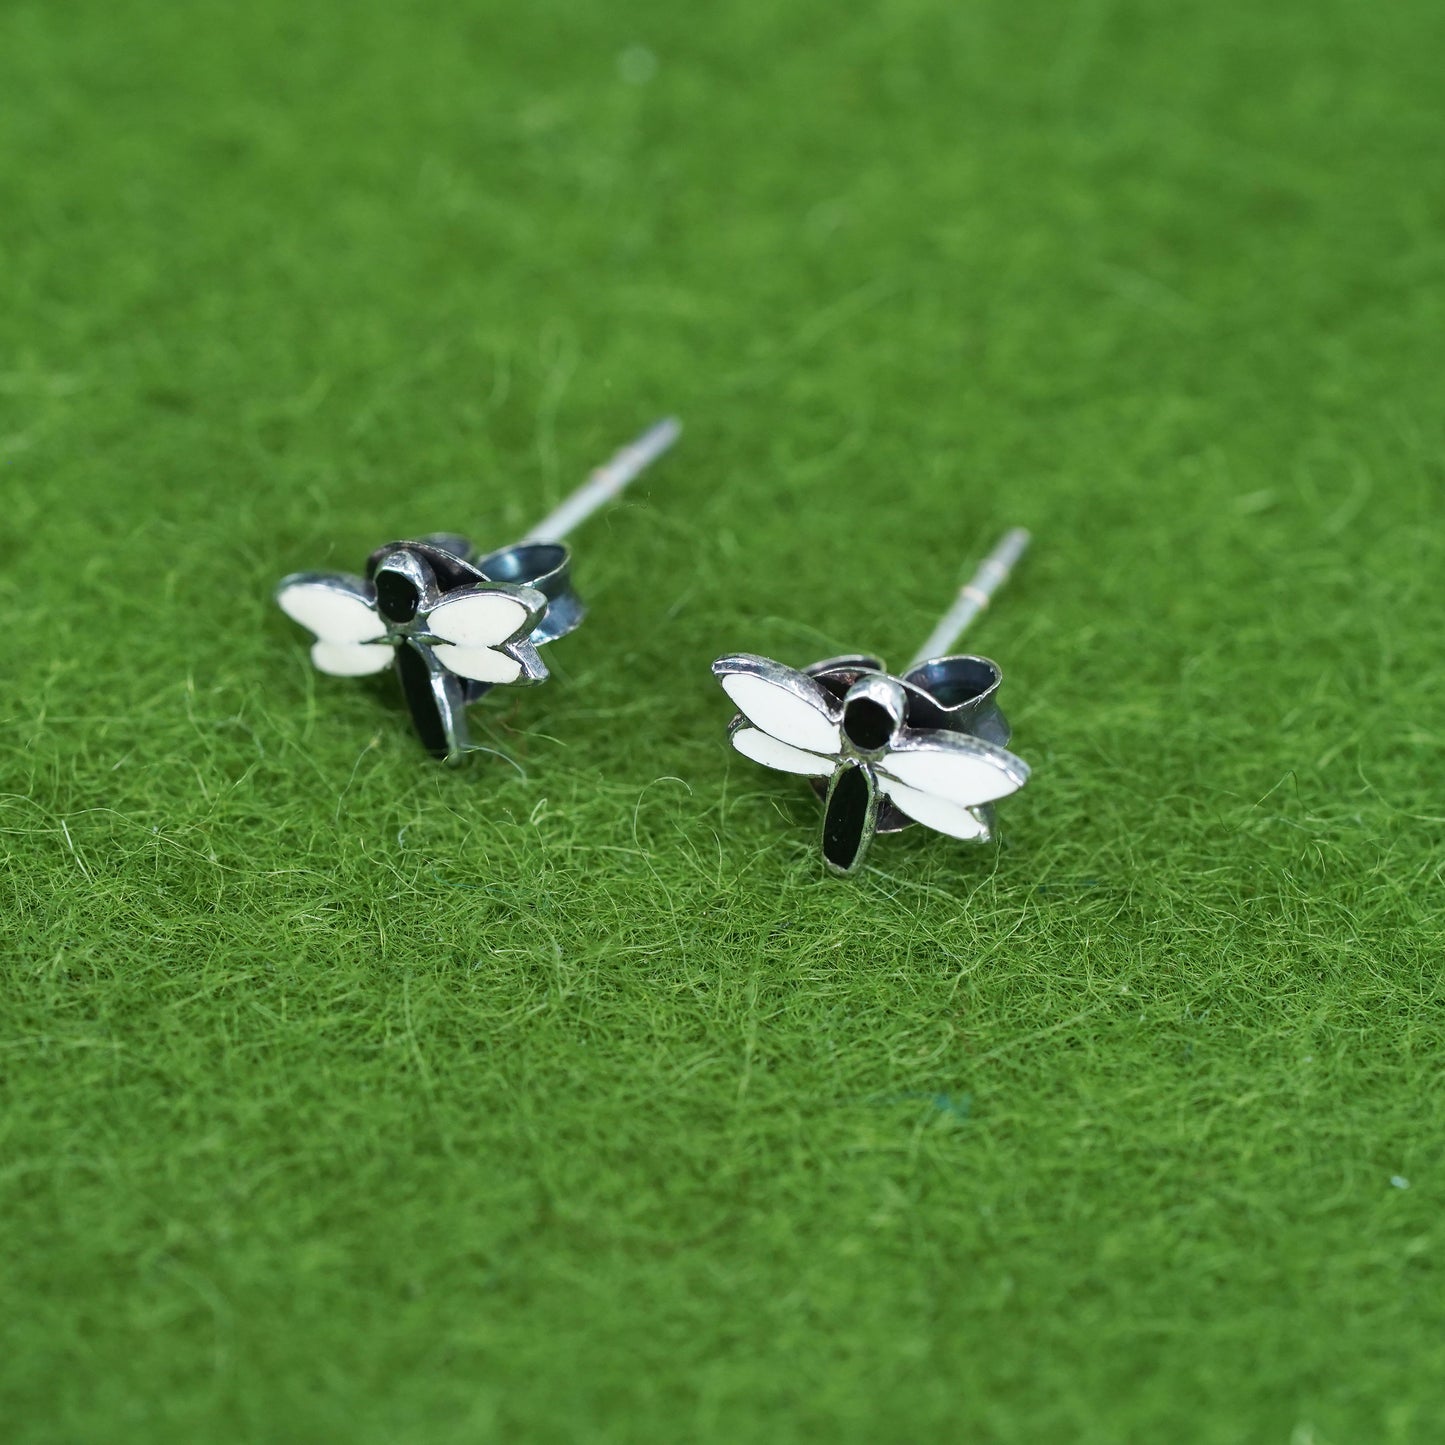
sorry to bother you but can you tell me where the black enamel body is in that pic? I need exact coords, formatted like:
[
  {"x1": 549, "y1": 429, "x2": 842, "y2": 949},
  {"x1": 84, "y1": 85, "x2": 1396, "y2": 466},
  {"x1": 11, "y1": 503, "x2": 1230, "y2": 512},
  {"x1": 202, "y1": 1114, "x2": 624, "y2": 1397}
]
[
  {"x1": 822, "y1": 762, "x2": 879, "y2": 873},
  {"x1": 368, "y1": 546, "x2": 486, "y2": 760}
]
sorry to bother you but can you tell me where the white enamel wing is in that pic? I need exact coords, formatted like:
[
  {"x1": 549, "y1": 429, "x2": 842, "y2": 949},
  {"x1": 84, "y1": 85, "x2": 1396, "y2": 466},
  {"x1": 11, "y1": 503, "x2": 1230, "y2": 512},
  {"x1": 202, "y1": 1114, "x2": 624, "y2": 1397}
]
[
  {"x1": 712, "y1": 653, "x2": 1029, "y2": 842},
  {"x1": 423, "y1": 589, "x2": 538, "y2": 684},
  {"x1": 276, "y1": 575, "x2": 542, "y2": 685},
  {"x1": 275, "y1": 577, "x2": 392, "y2": 677}
]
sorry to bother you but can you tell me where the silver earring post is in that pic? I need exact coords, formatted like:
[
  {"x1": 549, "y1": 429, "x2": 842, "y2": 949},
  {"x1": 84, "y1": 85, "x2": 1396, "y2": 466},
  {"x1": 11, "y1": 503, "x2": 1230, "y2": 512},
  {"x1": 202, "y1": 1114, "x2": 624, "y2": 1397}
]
[
  {"x1": 905, "y1": 526, "x2": 1031, "y2": 672},
  {"x1": 523, "y1": 416, "x2": 682, "y2": 544}
]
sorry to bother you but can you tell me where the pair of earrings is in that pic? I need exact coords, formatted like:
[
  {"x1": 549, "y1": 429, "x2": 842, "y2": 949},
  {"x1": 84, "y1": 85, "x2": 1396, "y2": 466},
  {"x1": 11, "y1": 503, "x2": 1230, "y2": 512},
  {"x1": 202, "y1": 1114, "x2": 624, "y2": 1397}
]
[{"x1": 276, "y1": 420, "x2": 1031, "y2": 877}]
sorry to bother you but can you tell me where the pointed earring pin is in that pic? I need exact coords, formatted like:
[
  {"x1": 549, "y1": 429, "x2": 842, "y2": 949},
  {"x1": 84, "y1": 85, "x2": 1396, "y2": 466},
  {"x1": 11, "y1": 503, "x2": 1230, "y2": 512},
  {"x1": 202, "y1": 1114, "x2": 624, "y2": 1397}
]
[{"x1": 905, "y1": 526, "x2": 1031, "y2": 671}]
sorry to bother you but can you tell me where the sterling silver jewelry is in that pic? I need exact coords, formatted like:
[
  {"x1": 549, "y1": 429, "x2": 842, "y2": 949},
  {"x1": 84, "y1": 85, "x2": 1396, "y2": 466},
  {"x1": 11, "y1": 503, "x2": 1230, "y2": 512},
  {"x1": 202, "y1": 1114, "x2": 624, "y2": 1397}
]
[
  {"x1": 277, "y1": 418, "x2": 680, "y2": 763},
  {"x1": 712, "y1": 528, "x2": 1032, "y2": 876}
]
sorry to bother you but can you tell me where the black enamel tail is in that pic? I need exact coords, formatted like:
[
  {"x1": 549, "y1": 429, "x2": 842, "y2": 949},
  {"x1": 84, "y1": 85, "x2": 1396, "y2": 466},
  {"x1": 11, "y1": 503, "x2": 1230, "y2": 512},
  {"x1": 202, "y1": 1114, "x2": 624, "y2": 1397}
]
[
  {"x1": 394, "y1": 641, "x2": 467, "y2": 762},
  {"x1": 822, "y1": 763, "x2": 878, "y2": 875}
]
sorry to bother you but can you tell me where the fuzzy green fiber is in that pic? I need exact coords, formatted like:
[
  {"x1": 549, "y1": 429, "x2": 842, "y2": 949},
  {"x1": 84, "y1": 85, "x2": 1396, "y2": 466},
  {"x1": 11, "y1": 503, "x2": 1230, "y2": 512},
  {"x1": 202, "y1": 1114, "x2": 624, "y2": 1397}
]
[{"x1": 3, "y1": 0, "x2": 1443, "y2": 1440}]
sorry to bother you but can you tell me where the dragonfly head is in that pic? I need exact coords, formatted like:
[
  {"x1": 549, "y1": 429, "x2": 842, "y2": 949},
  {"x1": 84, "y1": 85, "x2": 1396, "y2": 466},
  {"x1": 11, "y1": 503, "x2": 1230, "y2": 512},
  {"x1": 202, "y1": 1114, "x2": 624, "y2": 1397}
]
[
  {"x1": 372, "y1": 548, "x2": 432, "y2": 627},
  {"x1": 841, "y1": 674, "x2": 907, "y2": 757}
]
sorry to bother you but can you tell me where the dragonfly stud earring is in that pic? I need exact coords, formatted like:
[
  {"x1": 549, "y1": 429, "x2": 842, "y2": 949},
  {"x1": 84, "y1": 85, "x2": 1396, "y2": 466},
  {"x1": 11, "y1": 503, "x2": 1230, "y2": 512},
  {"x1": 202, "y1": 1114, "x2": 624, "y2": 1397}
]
[
  {"x1": 712, "y1": 528, "x2": 1032, "y2": 876},
  {"x1": 277, "y1": 417, "x2": 680, "y2": 763}
]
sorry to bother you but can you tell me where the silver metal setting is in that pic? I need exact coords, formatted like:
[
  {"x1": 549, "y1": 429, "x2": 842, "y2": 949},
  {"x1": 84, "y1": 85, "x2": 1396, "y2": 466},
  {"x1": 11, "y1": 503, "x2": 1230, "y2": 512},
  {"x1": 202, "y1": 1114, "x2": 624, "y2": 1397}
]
[
  {"x1": 712, "y1": 528, "x2": 1033, "y2": 876},
  {"x1": 276, "y1": 418, "x2": 680, "y2": 763}
]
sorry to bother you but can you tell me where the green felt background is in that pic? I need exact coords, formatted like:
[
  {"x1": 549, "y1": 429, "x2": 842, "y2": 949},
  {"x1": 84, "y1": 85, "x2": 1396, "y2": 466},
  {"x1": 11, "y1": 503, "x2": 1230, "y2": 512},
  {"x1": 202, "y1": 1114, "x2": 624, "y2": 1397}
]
[{"x1": 3, "y1": 0, "x2": 1443, "y2": 1439}]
